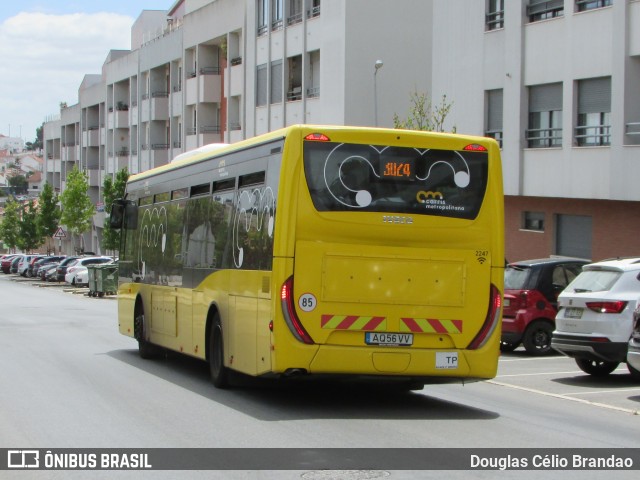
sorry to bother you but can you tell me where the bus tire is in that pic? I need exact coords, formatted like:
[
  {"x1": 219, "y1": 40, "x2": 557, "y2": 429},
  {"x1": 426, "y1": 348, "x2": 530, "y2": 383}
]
[
  {"x1": 209, "y1": 314, "x2": 229, "y2": 388},
  {"x1": 134, "y1": 300, "x2": 156, "y2": 359}
]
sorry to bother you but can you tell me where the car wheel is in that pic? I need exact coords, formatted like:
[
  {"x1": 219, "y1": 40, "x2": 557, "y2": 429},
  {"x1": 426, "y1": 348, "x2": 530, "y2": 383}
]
[
  {"x1": 575, "y1": 358, "x2": 619, "y2": 377},
  {"x1": 209, "y1": 313, "x2": 229, "y2": 388},
  {"x1": 500, "y1": 341, "x2": 519, "y2": 352},
  {"x1": 522, "y1": 320, "x2": 553, "y2": 356},
  {"x1": 627, "y1": 362, "x2": 640, "y2": 380}
]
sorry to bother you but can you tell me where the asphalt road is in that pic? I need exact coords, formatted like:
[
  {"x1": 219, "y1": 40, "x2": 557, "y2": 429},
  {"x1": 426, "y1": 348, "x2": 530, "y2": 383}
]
[{"x1": 0, "y1": 274, "x2": 639, "y2": 480}]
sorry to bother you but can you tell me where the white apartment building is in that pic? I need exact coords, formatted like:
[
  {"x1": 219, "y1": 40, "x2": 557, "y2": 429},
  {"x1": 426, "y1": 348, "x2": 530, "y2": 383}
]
[
  {"x1": 43, "y1": 0, "x2": 431, "y2": 254},
  {"x1": 431, "y1": 0, "x2": 640, "y2": 261},
  {"x1": 43, "y1": 0, "x2": 640, "y2": 261}
]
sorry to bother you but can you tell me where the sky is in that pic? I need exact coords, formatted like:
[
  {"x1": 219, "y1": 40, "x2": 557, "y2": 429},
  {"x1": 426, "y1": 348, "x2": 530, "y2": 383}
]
[{"x1": 0, "y1": 1, "x2": 170, "y2": 143}]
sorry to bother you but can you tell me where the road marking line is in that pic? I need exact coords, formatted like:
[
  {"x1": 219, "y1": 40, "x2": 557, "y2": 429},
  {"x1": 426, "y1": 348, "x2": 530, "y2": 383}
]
[
  {"x1": 496, "y1": 371, "x2": 583, "y2": 377},
  {"x1": 488, "y1": 380, "x2": 640, "y2": 415},
  {"x1": 561, "y1": 388, "x2": 640, "y2": 396},
  {"x1": 499, "y1": 356, "x2": 567, "y2": 362}
]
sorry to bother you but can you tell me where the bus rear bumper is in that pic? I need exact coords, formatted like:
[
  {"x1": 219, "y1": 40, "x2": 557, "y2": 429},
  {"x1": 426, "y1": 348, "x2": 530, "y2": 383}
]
[{"x1": 305, "y1": 344, "x2": 497, "y2": 382}]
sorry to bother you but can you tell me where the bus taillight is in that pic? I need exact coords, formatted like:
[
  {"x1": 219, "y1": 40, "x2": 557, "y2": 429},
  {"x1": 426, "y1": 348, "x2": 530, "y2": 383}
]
[
  {"x1": 467, "y1": 284, "x2": 502, "y2": 350},
  {"x1": 280, "y1": 276, "x2": 314, "y2": 344}
]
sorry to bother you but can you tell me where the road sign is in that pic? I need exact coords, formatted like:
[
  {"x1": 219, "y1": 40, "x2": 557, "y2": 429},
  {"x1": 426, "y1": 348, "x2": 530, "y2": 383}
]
[{"x1": 53, "y1": 227, "x2": 66, "y2": 239}]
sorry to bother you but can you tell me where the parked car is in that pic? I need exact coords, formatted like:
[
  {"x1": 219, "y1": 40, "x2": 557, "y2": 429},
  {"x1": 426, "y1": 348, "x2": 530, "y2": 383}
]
[
  {"x1": 17, "y1": 255, "x2": 39, "y2": 277},
  {"x1": 627, "y1": 305, "x2": 640, "y2": 378},
  {"x1": 552, "y1": 257, "x2": 640, "y2": 377},
  {"x1": 501, "y1": 257, "x2": 589, "y2": 355},
  {"x1": 26, "y1": 255, "x2": 48, "y2": 277},
  {"x1": 1, "y1": 254, "x2": 18, "y2": 274},
  {"x1": 10, "y1": 255, "x2": 22, "y2": 274},
  {"x1": 39, "y1": 262, "x2": 60, "y2": 281},
  {"x1": 65, "y1": 257, "x2": 114, "y2": 286},
  {"x1": 55, "y1": 256, "x2": 79, "y2": 282},
  {"x1": 32, "y1": 256, "x2": 66, "y2": 278}
]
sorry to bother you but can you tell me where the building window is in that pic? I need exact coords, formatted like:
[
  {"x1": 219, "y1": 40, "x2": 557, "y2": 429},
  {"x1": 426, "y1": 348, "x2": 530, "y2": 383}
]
[
  {"x1": 485, "y1": 89, "x2": 503, "y2": 147},
  {"x1": 527, "y1": 83, "x2": 563, "y2": 148},
  {"x1": 576, "y1": 77, "x2": 611, "y2": 146},
  {"x1": 287, "y1": 55, "x2": 302, "y2": 101},
  {"x1": 258, "y1": 0, "x2": 268, "y2": 35},
  {"x1": 486, "y1": 0, "x2": 504, "y2": 31},
  {"x1": 575, "y1": 0, "x2": 612, "y2": 13},
  {"x1": 256, "y1": 64, "x2": 267, "y2": 107},
  {"x1": 287, "y1": 0, "x2": 302, "y2": 25},
  {"x1": 308, "y1": 0, "x2": 320, "y2": 19},
  {"x1": 306, "y1": 50, "x2": 320, "y2": 98},
  {"x1": 270, "y1": 60, "x2": 283, "y2": 104},
  {"x1": 527, "y1": 0, "x2": 563, "y2": 22},
  {"x1": 523, "y1": 211, "x2": 545, "y2": 232},
  {"x1": 271, "y1": 0, "x2": 283, "y2": 30}
]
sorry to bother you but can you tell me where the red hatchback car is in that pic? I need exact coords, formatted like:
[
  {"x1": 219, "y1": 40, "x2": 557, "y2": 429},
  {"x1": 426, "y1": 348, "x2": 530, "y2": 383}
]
[
  {"x1": 501, "y1": 257, "x2": 589, "y2": 355},
  {"x1": 1, "y1": 254, "x2": 18, "y2": 274}
]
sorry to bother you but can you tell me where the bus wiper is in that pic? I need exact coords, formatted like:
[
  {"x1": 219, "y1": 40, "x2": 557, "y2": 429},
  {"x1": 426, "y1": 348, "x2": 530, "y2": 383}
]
[{"x1": 573, "y1": 288, "x2": 591, "y2": 293}]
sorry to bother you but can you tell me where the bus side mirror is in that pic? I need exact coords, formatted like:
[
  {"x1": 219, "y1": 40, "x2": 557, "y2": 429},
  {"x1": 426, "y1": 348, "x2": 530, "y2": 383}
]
[
  {"x1": 110, "y1": 199, "x2": 138, "y2": 230},
  {"x1": 109, "y1": 200, "x2": 125, "y2": 230}
]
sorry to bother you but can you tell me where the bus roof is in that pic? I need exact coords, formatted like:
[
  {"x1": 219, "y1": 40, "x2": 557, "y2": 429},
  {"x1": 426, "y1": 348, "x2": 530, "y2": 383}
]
[{"x1": 128, "y1": 124, "x2": 499, "y2": 184}]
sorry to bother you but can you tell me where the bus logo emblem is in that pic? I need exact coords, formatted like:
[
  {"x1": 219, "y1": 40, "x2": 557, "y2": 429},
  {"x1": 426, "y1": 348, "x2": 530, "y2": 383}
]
[{"x1": 382, "y1": 215, "x2": 413, "y2": 225}]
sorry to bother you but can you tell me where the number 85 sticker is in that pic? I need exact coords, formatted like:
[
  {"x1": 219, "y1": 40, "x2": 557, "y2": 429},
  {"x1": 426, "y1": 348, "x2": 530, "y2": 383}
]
[{"x1": 298, "y1": 293, "x2": 317, "y2": 312}]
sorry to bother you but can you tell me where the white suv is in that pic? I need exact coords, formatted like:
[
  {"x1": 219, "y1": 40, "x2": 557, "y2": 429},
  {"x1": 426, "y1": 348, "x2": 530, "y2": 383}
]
[{"x1": 552, "y1": 257, "x2": 640, "y2": 378}]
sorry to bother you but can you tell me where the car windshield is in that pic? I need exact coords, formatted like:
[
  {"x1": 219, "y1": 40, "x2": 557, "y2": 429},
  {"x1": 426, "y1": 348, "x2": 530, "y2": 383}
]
[
  {"x1": 504, "y1": 265, "x2": 532, "y2": 290},
  {"x1": 565, "y1": 270, "x2": 621, "y2": 293}
]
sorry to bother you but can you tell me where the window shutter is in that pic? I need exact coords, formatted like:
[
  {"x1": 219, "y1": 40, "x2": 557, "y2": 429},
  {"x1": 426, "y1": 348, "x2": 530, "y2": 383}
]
[
  {"x1": 529, "y1": 83, "x2": 562, "y2": 112},
  {"x1": 270, "y1": 60, "x2": 283, "y2": 104},
  {"x1": 257, "y1": 64, "x2": 267, "y2": 107},
  {"x1": 578, "y1": 77, "x2": 611, "y2": 114},
  {"x1": 487, "y1": 89, "x2": 503, "y2": 131}
]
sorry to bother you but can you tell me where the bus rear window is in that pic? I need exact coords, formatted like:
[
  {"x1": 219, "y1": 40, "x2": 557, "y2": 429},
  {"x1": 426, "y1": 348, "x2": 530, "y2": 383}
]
[{"x1": 303, "y1": 141, "x2": 489, "y2": 220}]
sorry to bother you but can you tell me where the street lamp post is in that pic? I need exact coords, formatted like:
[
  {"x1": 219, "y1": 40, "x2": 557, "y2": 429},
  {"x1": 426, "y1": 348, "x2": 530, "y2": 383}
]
[{"x1": 374, "y1": 60, "x2": 384, "y2": 126}]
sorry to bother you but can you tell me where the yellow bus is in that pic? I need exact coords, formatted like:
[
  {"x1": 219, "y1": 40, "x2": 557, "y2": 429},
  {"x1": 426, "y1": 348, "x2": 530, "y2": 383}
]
[{"x1": 110, "y1": 124, "x2": 504, "y2": 388}]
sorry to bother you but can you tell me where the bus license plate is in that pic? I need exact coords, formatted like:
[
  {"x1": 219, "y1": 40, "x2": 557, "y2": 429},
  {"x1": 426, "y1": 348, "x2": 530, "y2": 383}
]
[
  {"x1": 564, "y1": 307, "x2": 583, "y2": 319},
  {"x1": 365, "y1": 332, "x2": 413, "y2": 346}
]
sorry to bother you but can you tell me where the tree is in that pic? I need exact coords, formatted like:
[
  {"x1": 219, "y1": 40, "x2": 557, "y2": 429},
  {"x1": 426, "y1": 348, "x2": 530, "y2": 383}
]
[
  {"x1": 59, "y1": 166, "x2": 95, "y2": 253},
  {"x1": 8, "y1": 175, "x2": 27, "y2": 195},
  {"x1": 37, "y1": 182, "x2": 62, "y2": 254},
  {"x1": 102, "y1": 168, "x2": 129, "y2": 254},
  {"x1": 0, "y1": 199, "x2": 21, "y2": 252},
  {"x1": 17, "y1": 201, "x2": 41, "y2": 253},
  {"x1": 393, "y1": 90, "x2": 456, "y2": 133}
]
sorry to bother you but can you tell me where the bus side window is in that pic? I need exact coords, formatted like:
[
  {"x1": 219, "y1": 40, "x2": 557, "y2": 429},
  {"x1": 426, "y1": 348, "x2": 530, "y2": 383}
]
[{"x1": 125, "y1": 201, "x2": 138, "y2": 229}]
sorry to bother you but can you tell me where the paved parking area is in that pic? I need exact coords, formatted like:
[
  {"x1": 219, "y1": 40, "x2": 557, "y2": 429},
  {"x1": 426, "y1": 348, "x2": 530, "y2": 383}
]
[{"x1": 495, "y1": 350, "x2": 640, "y2": 414}]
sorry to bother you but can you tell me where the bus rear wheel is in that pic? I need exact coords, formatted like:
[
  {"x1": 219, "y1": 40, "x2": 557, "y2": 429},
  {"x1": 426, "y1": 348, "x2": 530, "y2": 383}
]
[{"x1": 209, "y1": 314, "x2": 229, "y2": 388}]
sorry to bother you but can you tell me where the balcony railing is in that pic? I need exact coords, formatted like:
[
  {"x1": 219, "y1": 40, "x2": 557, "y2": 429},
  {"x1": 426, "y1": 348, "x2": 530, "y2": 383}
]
[
  {"x1": 200, "y1": 125, "x2": 220, "y2": 134},
  {"x1": 287, "y1": 12, "x2": 302, "y2": 25},
  {"x1": 199, "y1": 67, "x2": 221, "y2": 75},
  {"x1": 485, "y1": 129, "x2": 503, "y2": 148},
  {"x1": 307, "y1": 5, "x2": 321, "y2": 18},
  {"x1": 575, "y1": 124, "x2": 611, "y2": 146},
  {"x1": 307, "y1": 87, "x2": 320, "y2": 98},
  {"x1": 525, "y1": 127, "x2": 563, "y2": 148},
  {"x1": 625, "y1": 122, "x2": 640, "y2": 136},
  {"x1": 486, "y1": 10, "x2": 504, "y2": 30},
  {"x1": 230, "y1": 57, "x2": 242, "y2": 66}
]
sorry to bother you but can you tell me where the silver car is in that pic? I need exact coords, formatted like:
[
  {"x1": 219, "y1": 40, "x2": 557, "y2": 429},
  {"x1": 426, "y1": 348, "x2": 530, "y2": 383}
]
[
  {"x1": 627, "y1": 305, "x2": 640, "y2": 377},
  {"x1": 552, "y1": 257, "x2": 640, "y2": 378}
]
